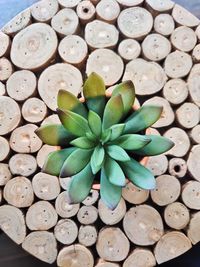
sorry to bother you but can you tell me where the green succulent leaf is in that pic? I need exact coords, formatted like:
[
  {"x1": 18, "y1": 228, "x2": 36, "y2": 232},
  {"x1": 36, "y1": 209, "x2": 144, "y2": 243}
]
[
  {"x1": 106, "y1": 145, "x2": 130, "y2": 162},
  {"x1": 68, "y1": 163, "x2": 94, "y2": 203},
  {"x1": 100, "y1": 168, "x2": 122, "y2": 210},
  {"x1": 70, "y1": 137, "x2": 95, "y2": 149},
  {"x1": 83, "y1": 72, "x2": 106, "y2": 117},
  {"x1": 112, "y1": 80, "x2": 135, "y2": 116},
  {"x1": 101, "y1": 128, "x2": 111, "y2": 144},
  {"x1": 109, "y1": 124, "x2": 125, "y2": 141},
  {"x1": 91, "y1": 145, "x2": 105, "y2": 174},
  {"x1": 42, "y1": 148, "x2": 76, "y2": 176},
  {"x1": 124, "y1": 105, "x2": 163, "y2": 134},
  {"x1": 60, "y1": 148, "x2": 93, "y2": 177},
  {"x1": 114, "y1": 134, "x2": 151, "y2": 150},
  {"x1": 102, "y1": 94, "x2": 124, "y2": 130},
  {"x1": 86, "y1": 131, "x2": 97, "y2": 142},
  {"x1": 35, "y1": 124, "x2": 74, "y2": 146},
  {"x1": 88, "y1": 110, "x2": 102, "y2": 137},
  {"x1": 104, "y1": 156, "x2": 126, "y2": 187},
  {"x1": 57, "y1": 109, "x2": 90, "y2": 137},
  {"x1": 57, "y1": 90, "x2": 88, "y2": 118},
  {"x1": 120, "y1": 158, "x2": 156, "y2": 190},
  {"x1": 133, "y1": 135, "x2": 174, "y2": 156}
]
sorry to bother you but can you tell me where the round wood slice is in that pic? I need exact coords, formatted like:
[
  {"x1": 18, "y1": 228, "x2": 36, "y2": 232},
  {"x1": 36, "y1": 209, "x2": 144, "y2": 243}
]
[
  {"x1": 154, "y1": 14, "x2": 175, "y2": 36},
  {"x1": 9, "y1": 154, "x2": 37, "y2": 177},
  {"x1": 192, "y1": 44, "x2": 200, "y2": 63},
  {"x1": 190, "y1": 125, "x2": 200, "y2": 144},
  {"x1": 76, "y1": 1, "x2": 96, "y2": 24},
  {"x1": 36, "y1": 145, "x2": 60, "y2": 169},
  {"x1": 95, "y1": 260, "x2": 120, "y2": 267},
  {"x1": 116, "y1": 0, "x2": 144, "y2": 7},
  {"x1": 123, "y1": 248, "x2": 156, "y2": 267},
  {"x1": 146, "y1": 0, "x2": 174, "y2": 13},
  {"x1": 172, "y1": 4, "x2": 200, "y2": 27},
  {"x1": 187, "y1": 145, "x2": 200, "y2": 182},
  {"x1": 58, "y1": 0, "x2": 81, "y2": 8},
  {"x1": 176, "y1": 102, "x2": 200, "y2": 129},
  {"x1": 41, "y1": 114, "x2": 61, "y2": 126},
  {"x1": 123, "y1": 205, "x2": 164, "y2": 246},
  {"x1": 54, "y1": 219, "x2": 78, "y2": 245},
  {"x1": 0, "y1": 82, "x2": 6, "y2": 96},
  {"x1": 146, "y1": 155, "x2": 168, "y2": 176},
  {"x1": 59, "y1": 177, "x2": 71, "y2": 191},
  {"x1": 122, "y1": 182, "x2": 149, "y2": 204},
  {"x1": 0, "y1": 163, "x2": 12, "y2": 186},
  {"x1": 78, "y1": 225, "x2": 97, "y2": 247},
  {"x1": 22, "y1": 98, "x2": 47, "y2": 123},
  {"x1": 118, "y1": 39, "x2": 141, "y2": 62},
  {"x1": 168, "y1": 158, "x2": 187, "y2": 178},
  {"x1": 77, "y1": 205, "x2": 98, "y2": 225},
  {"x1": 188, "y1": 64, "x2": 200, "y2": 107},
  {"x1": 187, "y1": 212, "x2": 200, "y2": 245},
  {"x1": 182, "y1": 181, "x2": 200, "y2": 210},
  {"x1": 96, "y1": 0, "x2": 120, "y2": 23},
  {"x1": 0, "y1": 32, "x2": 10, "y2": 57},
  {"x1": 31, "y1": 0, "x2": 59, "y2": 22},
  {"x1": 0, "y1": 57, "x2": 13, "y2": 81},
  {"x1": 0, "y1": 136, "x2": 10, "y2": 161},
  {"x1": 82, "y1": 189, "x2": 99, "y2": 206}
]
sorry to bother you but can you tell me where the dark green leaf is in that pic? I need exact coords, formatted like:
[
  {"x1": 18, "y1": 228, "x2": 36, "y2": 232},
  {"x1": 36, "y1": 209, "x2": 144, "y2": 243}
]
[
  {"x1": 101, "y1": 129, "x2": 111, "y2": 144},
  {"x1": 86, "y1": 132, "x2": 97, "y2": 142},
  {"x1": 109, "y1": 124, "x2": 125, "y2": 141},
  {"x1": 106, "y1": 145, "x2": 130, "y2": 162},
  {"x1": 88, "y1": 110, "x2": 102, "y2": 137},
  {"x1": 70, "y1": 137, "x2": 95, "y2": 149},
  {"x1": 91, "y1": 145, "x2": 105, "y2": 174},
  {"x1": 115, "y1": 134, "x2": 151, "y2": 150}
]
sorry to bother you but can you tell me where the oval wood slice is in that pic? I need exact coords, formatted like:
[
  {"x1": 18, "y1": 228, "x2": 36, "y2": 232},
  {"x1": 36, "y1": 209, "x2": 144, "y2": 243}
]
[
  {"x1": 146, "y1": 0, "x2": 174, "y2": 13},
  {"x1": 9, "y1": 154, "x2": 37, "y2": 177},
  {"x1": 154, "y1": 14, "x2": 175, "y2": 36},
  {"x1": 36, "y1": 145, "x2": 60, "y2": 169},
  {"x1": 0, "y1": 57, "x2": 13, "y2": 81},
  {"x1": 0, "y1": 82, "x2": 6, "y2": 96},
  {"x1": 0, "y1": 163, "x2": 12, "y2": 186},
  {"x1": 182, "y1": 181, "x2": 200, "y2": 210},
  {"x1": 41, "y1": 114, "x2": 61, "y2": 126},
  {"x1": 172, "y1": 4, "x2": 200, "y2": 27},
  {"x1": 82, "y1": 189, "x2": 99, "y2": 206},
  {"x1": 188, "y1": 64, "x2": 200, "y2": 107},
  {"x1": 118, "y1": 39, "x2": 141, "y2": 62},
  {"x1": 116, "y1": 0, "x2": 144, "y2": 7},
  {"x1": 96, "y1": 260, "x2": 120, "y2": 267},
  {"x1": 190, "y1": 125, "x2": 200, "y2": 144},
  {"x1": 123, "y1": 248, "x2": 156, "y2": 267},
  {"x1": 76, "y1": 0, "x2": 96, "y2": 24},
  {"x1": 192, "y1": 44, "x2": 200, "y2": 63},
  {"x1": 176, "y1": 102, "x2": 200, "y2": 129},
  {"x1": 187, "y1": 145, "x2": 200, "y2": 182},
  {"x1": 78, "y1": 225, "x2": 97, "y2": 247},
  {"x1": 31, "y1": 0, "x2": 59, "y2": 22},
  {"x1": 168, "y1": 158, "x2": 187, "y2": 178},
  {"x1": 187, "y1": 212, "x2": 200, "y2": 245},
  {"x1": 0, "y1": 136, "x2": 10, "y2": 161},
  {"x1": 77, "y1": 205, "x2": 98, "y2": 225},
  {"x1": 122, "y1": 182, "x2": 149, "y2": 204},
  {"x1": 54, "y1": 219, "x2": 78, "y2": 245},
  {"x1": 146, "y1": 155, "x2": 168, "y2": 176},
  {"x1": 22, "y1": 98, "x2": 47, "y2": 123},
  {"x1": 58, "y1": 0, "x2": 82, "y2": 8},
  {"x1": 0, "y1": 32, "x2": 10, "y2": 57},
  {"x1": 96, "y1": 0, "x2": 120, "y2": 23}
]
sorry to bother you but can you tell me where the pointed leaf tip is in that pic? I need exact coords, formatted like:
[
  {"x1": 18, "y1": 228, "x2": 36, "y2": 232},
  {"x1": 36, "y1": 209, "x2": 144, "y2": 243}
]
[
  {"x1": 91, "y1": 145, "x2": 105, "y2": 174},
  {"x1": 88, "y1": 110, "x2": 102, "y2": 137}
]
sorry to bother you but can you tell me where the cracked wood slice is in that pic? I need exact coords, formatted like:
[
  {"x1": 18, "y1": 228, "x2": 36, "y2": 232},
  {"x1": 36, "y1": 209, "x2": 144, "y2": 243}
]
[
  {"x1": 146, "y1": 155, "x2": 168, "y2": 176},
  {"x1": 116, "y1": 0, "x2": 144, "y2": 6},
  {"x1": 182, "y1": 181, "x2": 200, "y2": 210},
  {"x1": 190, "y1": 125, "x2": 200, "y2": 144},
  {"x1": 76, "y1": 1, "x2": 96, "y2": 24},
  {"x1": 142, "y1": 33, "x2": 171, "y2": 61},
  {"x1": 172, "y1": 4, "x2": 200, "y2": 27},
  {"x1": 3, "y1": 176, "x2": 34, "y2": 208},
  {"x1": 58, "y1": 0, "x2": 81, "y2": 8},
  {"x1": 118, "y1": 39, "x2": 141, "y2": 62},
  {"x1": 22, "y1": 231, "x2": 57, "y2": 264},
  {"x1": 10, "y1": 124, "x2": 42, "y2": 153},
  {"x1": 22, "y1": 98, "x2": 47, "y2": 123},
  {"x1": 168, "y1": 158, "x2": 187, "y2": 178},
  {"x1": 188, "y1": 64, "x2": 200, "y2": 107},
  {"x1": 0, "y1": 96, "x2": 21, "y2": 135},
  {"x1": 0, "y1": 32, "x2": 10, "y2": 57},
  {"x1": 38, "y1": 63, "x2": 82, "y2": 111},
  {"x1": 96, "y1": 227, "x2": 130, "y2": 262},
  {"x1": 192, "y1": 44, "x2": 200, "y2": 63},
  {"x1": 0, "y1": 205, "x2": 26, "y2": 244},
  {"x1": 0, "y1": 57, "x2": 13, "y2": 81},
  {"x1": 54, "y1": 219, "x2": 78, "y2": 245},
  {"x1": 26, "y1": 201, "x2": 58, "y2": 230},
  {"x1": 187, "y1": 212, "x2": 200, "y2": 245},
  {"x1": 187, "y1": 145, "x2": 200, "y2": 182},
  {"x1": 36, "y1": 145, "x2": 60, "y2": 169},
  {"x1": 58, "y1": 35, "x2": 88, "y2": 67},
  {"x1": 77, "y1": 205, "x2": 98, "y2": 225},
  {"x1": 31, "y1": 0, "x2": 59, "y2": 22},
  {"x1": 86, "y1": 49, "x2": 124, "y2": 86},
  {"x1": 57, "y1": 244, "x2": 94, "y2": 267},
  {"x1": 154, "y1": 14, "x2": 175, "y2": 36},
  {"x1": 51, "y1": 8, "x2": 79, "y2": 37},
  {"x1": 0, "y1": 82, "x2": 6, "y2": 96},
  {"x1": 117, "y1": 7, "x2": 153, "y2": 40},
  {"x1": 154, "y1": 232, "x2": 192, "y2": 264},
  {"x1": 164, "y1": 202, "x2": 190, "y2": 230},
  {"x1": 123, "y1": 248, "x2": 156, "y2": 267},
  {"x1": 6, "y1": 70, "x2": 37, "y2": 102},
  {"x1": 32, "y1": 172, "x2": 61, "y2": 200},
  {"x1": 85, "y1": 20, "x2": 119, "y2": 49},
  {"x1": 10, "y1": 23, "x2": 58, "y2": 71},
  {"x1": 151, "y1": 175, "x2": 181, "y2": 206},
  {"x1": 0, "y1": 163, "x2": 12, "y2": 186},
  {"x1": 0, "y1": 136, "x2": 10, "y2": 161},
  {"x1": 82, "y1": 189, "x2": 99, "y2": 206},
  {"x1": 145, "y1": 0, "x2": 174, "y2": 13},
  {"x1": 163, "y1": 79, "x2": 188, "y2": 106},
  {"x1": 123, "y1": 205, "x2": 164, "y2": 246},
  {"x1": 164, "y1": 51, "x2": 192, "y2": 79},
  {"x1": 96, "y1": 0, "x2": 120, "y2": 23},
  {"x1": 9, "y1": 154, "x2": 37, "y2": 177},
  {"x1": 164, "y1": 127, "x2": 190, "y2": 157},
  {"x1": 78, "y1": 225, "x2": 97, "y2": 247},
  {"x1": 96, "y1": 261, "x2": 120, "y2": 267},
  {"x1": 176, "y1": 102, "x2": 200, "y2": 129},
  {"x1": 98, "y1": 198, "x2": 126, "y2": 225},
  {"x1": 55, "y1": 191, "x2": 80, "y2": 218},
  {"x1": 122, "y1": 182, "x2": 149, "y2": 204}
]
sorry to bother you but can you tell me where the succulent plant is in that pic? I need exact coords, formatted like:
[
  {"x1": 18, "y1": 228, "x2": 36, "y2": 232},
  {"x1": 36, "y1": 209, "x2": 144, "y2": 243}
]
[{"x1": 36, "y1": 73, "x2": 174, "y2": 210}]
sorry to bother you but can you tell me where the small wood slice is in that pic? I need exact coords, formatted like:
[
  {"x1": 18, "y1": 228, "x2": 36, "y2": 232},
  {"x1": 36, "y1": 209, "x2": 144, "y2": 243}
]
[
  {"x1": 176, "y1": 103, "x2": 200, "y2": 129},
  {"x1": 187, "y1": 212, "x2": 200, "y2": 245},
  {"x1": 0, "y1": 136, "x2": 10, "y2": 161},
  {"x1": 192, "y1": 44, "x2": 200, "y2": 63},
  {"x1": 146, "y1": 0, "x2": 174, "y2": 13},
  {"x1": 96, "y1": 227, "x2": 130, "y2": 262},
  {"x1": 187, "y1": 145, "x2": 200, "y2": 182},
  {"x1": 164, "y1": 127, "x2": 190, "y2": 157},
  {"x1": 57, "y1": 244, "x2": 94, "y2": 267},
  {"x1": 59, "y1": 177, "x2": 71, "y2": 191},
  {"x1": 77, "y1": 205, "x2": 98, "y2": 225},
  {"x1": 0, "y1": 82, "x2": 6, "y2": 96},
  {"x1": 188, "y1": 64, "x2": 200, "y2": 107},
  {"x1": 146, "y1": 155, "x2": 168, "y2": 176},
  {"x1": 168, "y1": 158, "x2": 187, "y2": 178},
  {"x1": 0, "y1": 163, "x2": 12, "y2": 186},
  {"x1": 190, "y1": 125, "x2": 200, "y2": 144},
  {"x1": 78, "y1": 225, "x2": 97, "y2": 247},
  {"x1": 10, "y1": 23, "x2": 58, "y2": 71},
  {"x1": 172, "y1": 4, "x2": 200, "y2": 27},
  {"x1": 58, "y1": 0, "x2": 81, "y2": 8},
  {"x1": 164, "y1": 202, "x2": 190, "y2": 230},
  {"x1": 54, "y1": 219, "x2": 78, "y2": 245},
  {"x1": 96, "y1": 0, "x2": 120, "y2": 23},
  {"x1": 41, "y1": 114, "x2": 61, "y2": 125},
  {"x1": 86, "y1": 49, "x2": 124, "y2": 86},
  {"x1": 182, "y1": 181, "x2": 200, "y2": 210},
  {"x1": 22, "y1": 231, "x2": 57, "y2": 264},
  {"x1": 0, "y1": 57, "x2": 13, "y2": 81},
  {"x1": 31, "y1": 0, "x2": 59, "y2": 22},
  {"x1": 82, "y1": 189, "x2": 99, "y2": 206},
  {"x1": 123, "y1": 59, "x2": 167, "y2": 95},
  {"x1": 0, "y1": 205, "x2": 26, "y2": 244},
  {"x1": 36, "y1": 145, "x2": 60, "y2": 169},
  {"x1": 51, "y1": 8, "x2": 79, "y2": 36},
  {"x1": 154, "y1": 14, "x2": 175, "y2": 36},
  {"x1": 96, "y1": 260, "x2": 120, "y2": 267},
  {"x1": 123, "y1": 248, "x2": 156, "y2": 267},
  {"x1": 118, "y1": 39, "x2": 141, "y2": 62},
  {"x1": 123, "y1": 205, "x2": 164, "y2": 246},
  {"x1": 116, "y1": 0, "x2": 144, "y2": 7},
  {"x1": 38, "y1": 63, "x2": 82, "y2": 111},
  {"x1": 9, "y1": 154, "x2": 37, "y2": 177},
  {"x1": 76, "y1": 1, "x2": 96, "y2": 24},
  {"x1": 117, "y1": 7, "x2": 153, "y2": 40},
  {"x1": 0, "y1": 32, "x2": 10, "y2": 57},
  {"x1": 122, "y1": 182, "x2": 149, "y2": 204},
  {"x1": 154, "y1": 231, "x2": 192, "y2": 264},
  {"x1": 3, "y1": 176, "x2": 34, "y2": 208},
  {"x1": 26, "y1": 201, "x2": 58, "y2": 230},
  {"x1": 22, "y1": 98, "x2": 47, "y2": 123},
  {"x1": 32, "y1": 172, "x2": 61, "y2": 200}
]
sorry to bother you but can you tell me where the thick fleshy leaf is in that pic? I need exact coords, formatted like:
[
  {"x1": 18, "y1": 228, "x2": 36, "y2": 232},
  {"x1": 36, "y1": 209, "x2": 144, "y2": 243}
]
[
  {"x1": 114, "y1": 134, "x2": 151, "y2": 150},
  {"x1": 88, "y1": 110, "x2": 102, "y2": 137},
  {"x1": 35, "y1": 124, "x2": 74, "y2": 146},
  {"x1": 60, "y1": 148, "x2": 93, "y2": 177},
  {"x1": 112, "y1": 81, "x2": 135, "y2": 116},
  {"x1": 57, "y1": 90, "x2": 88, "y2": 118},
  {"x1": 86, "y1": 132, "x2": 97, "y2": 142},
  {"x1": 104, "y1": 156, "x2": 126, "y2": 187},
  {"x1": 133, "y1": 135, "x2": 174, "y2": 156},
  {"x1": 120, "y1": 158, "x2": 156, "y2": 190},
  {"x1": 70, "y1": 137, "x2": 96, "y2": 149},
  {"x1": 57, "y1": 109, "x2": 90, "y2": 137},
  {"x1": 106, "y1": 145, "x2": 130, "y2": 162},
  {"x1": 43, "y1": 148, "x2": 76, "y2": 176},
  {"x1": 124, "y1": 105, "x2": 163, "y2": 134},
  {"x1": 68, "y1": 163, "x2": 94, "y2": 203},
  {"x1": 100, "y1": 168, "x2": 122, "y2": 210},
  {"x1": 83, "y1": 72, "x2": 106, "y2": 117},
  {"x1": 102, "y1": 94, "x2": 124, "y2": 129},
  {"x1": 91, "y1": 145, "x2": 105, "y2": 174},
  {"x1": 101, "y1": 128, "x2": 111, "y2": 144},
  {"x1": 109, "y1": 124, "x2": 125, "y2": 141}
]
